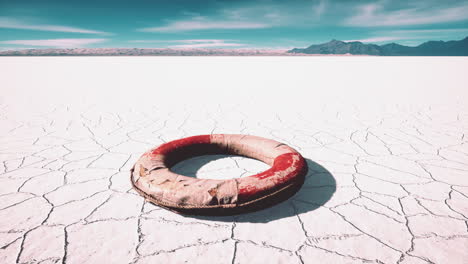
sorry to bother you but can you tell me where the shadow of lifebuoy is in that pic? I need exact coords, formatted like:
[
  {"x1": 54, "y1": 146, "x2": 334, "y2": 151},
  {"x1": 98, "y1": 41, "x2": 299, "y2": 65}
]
[{"x1": 170, "y1": 156, "x2": 336, "y2": 223}]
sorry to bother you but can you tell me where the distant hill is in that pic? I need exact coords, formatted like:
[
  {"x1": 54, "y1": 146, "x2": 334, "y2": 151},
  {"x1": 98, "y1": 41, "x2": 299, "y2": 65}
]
[
  {"x1": 289, "y1": 39, "x2": 382, "y2": 55},
  {"x1": 1, "y1": 36, "x2": 467, "y2": 56},
  {"x1": 289, "y1": 36, "x2": 468, "y2": 56},
  {"x1": 0, "y1": 48, "x2": 293, "y2": 56}
]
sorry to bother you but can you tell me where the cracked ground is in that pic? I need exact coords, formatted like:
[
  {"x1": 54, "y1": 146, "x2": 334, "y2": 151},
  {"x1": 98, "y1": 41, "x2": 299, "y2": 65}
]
[{"x1": 1, "y1": 57, "x2": 467, "y2": 263}]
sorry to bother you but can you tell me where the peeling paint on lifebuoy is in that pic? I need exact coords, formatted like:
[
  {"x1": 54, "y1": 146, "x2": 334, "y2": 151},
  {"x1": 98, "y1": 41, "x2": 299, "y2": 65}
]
[{"x1": 130, "y1": 134, "x2": 308, "y2": 215}]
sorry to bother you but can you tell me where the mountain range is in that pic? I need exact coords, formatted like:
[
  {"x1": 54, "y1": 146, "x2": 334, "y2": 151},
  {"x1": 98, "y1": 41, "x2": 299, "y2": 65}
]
[
  {"x1": 288, "y1": 36, "x2": 468, "y2": 56},
  {"x1": 0, "y1": 36, "x2": 467, "y2": 56},
  {"x1": 0, "y1": 48, "x2": 292, "y2": 56}
]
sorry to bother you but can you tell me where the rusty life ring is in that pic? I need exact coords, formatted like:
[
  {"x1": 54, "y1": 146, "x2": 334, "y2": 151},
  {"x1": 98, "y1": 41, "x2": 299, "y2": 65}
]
[{"x1": 130, "y1": 134, "x2": 308, "y2": 215}]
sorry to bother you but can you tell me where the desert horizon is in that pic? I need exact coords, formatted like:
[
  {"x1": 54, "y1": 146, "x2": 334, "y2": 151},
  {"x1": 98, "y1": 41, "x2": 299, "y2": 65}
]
[{"x1": 1, "y1": 36, "x2": 467, "y2": 56}]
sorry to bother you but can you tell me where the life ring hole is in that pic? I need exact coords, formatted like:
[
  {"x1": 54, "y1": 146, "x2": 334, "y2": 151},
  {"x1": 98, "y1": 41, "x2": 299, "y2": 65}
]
[{"x1": 171, "y1": 154, "x2": 270, "y2": 180}]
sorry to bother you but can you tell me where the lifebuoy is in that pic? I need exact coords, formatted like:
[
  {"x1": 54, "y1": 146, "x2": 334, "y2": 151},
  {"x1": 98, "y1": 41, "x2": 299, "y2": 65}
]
[{"x1": 130, "y1": 134, "x2": 308, "y2": 215}]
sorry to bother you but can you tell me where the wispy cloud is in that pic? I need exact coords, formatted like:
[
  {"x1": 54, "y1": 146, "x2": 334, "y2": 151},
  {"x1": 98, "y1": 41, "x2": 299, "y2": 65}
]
[
  {"x1": 345, "y1": 36, "x2": 409, "y2": 43},
  {"x1": 138, "y1": 2, "x2": 329, "y2": 33},
  {"x1": 221, "y1": 3, "x2": 325, "y2": 26},
  {"x1": 139, "y1": 19, "x2": 269, "y2": 32},
  {"x1": 313, "y1": 0, "x2": 328, "y2": 18},
  {"x1": 387, "y1": 28, "x2": 468, "y2": 34},
  {"x1": 0, "y1": 46, "x2": 33, "y2": 51},
  {"x1": 0, "y1": 17, "x2": 111, "y2": 34},
  {"x1": 345, "y1": 27, "x2": 468, "y2": 45},
  {"x1": 129, "y1": 39, "x2": 245, "y2": 48},
  {"x1": 129, "y1": 39, "x2": 233, "y2": 44},
  {"x1": 345, "y1": 2, "x2": 468, "y2": 27},
  {"x1": 170, "y1": 42, "x2": 245, "y2": 49},
  {"x1": 0, "y1": 38, "x2": 108, "y2": 48}
]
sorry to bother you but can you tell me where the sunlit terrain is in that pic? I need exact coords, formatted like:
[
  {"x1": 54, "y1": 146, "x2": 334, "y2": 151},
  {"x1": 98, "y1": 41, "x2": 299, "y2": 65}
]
[{"x1": 1, "y1": 57, "x2": 467, "y2": 263}]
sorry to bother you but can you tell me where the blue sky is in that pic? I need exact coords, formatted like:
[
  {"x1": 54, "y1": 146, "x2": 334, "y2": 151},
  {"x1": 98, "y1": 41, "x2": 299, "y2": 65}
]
[{"x1": 1, "y1": 0, "x2": 468, "y2": 50}]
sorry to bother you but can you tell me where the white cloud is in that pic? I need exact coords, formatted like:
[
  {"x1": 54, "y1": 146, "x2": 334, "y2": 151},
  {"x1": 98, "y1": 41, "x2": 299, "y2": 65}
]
[
  {"x1": 313, "y1": 0, "x2": 328, "y2": 18},
  {"x1": 138, "y1": 2, "x2": 328, "y2": 33},
  {"x1": 129, "y1": 39, "x2": 233, "y2": 44},
  {"x1": 220, "y1": 3, "x2": 324, "y2": 26},
  {"x1": 345, "y1": 36, "x2": 408, "y2": 43},
  {"x1": 345, "y1": 2, "x2": 468, "y2": 27},
  {"x1": 138, "y1": 18, "x2": 269, "y2": 32},
  {"x1": 128, "y1": 39, "x2": 245, "y2": 49},
  {"x1": 221, "y1": 6, "x2": 283, "y2": 22},
  {"x1": 169, "y1": 42, "x2": 245, "y2": 48},
  {"x1": 0, "y1": 39, "x2": 108, "y2": 48},
  {"x1": 388, "y1": 28, "x2": 468, "y2": 34},
  {"x1": 0, "y1": 17, "x2": 110, "y2": 34},
  {"x1": 0, "y1": 46, "x2": 34, "y2": 51},
  {"x1": 344, "y1": 27, "x2": 468, "y2": 45}
]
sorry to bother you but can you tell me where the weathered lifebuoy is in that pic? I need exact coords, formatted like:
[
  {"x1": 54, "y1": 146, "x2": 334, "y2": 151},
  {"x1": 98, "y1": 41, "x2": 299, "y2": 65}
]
[{"x1": 130, "y1": 134, "x2": 308, "y2": 215}]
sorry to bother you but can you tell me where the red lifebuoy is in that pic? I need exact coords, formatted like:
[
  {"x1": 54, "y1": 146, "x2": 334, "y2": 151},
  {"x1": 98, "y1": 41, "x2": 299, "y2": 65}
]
[{"x1": 130, "y1": 134, "x2": 308, "y2": 215}]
